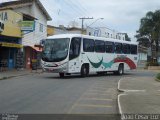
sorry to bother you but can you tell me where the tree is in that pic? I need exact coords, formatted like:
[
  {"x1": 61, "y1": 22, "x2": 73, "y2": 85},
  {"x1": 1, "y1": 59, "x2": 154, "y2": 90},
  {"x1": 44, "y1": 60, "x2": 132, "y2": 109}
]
[
  {"x1": 136, "y1": 36, "x2": 150, "y2": 47},
  {"x1": 136, "y1": 10, "x2": 160, "y2": 63}
]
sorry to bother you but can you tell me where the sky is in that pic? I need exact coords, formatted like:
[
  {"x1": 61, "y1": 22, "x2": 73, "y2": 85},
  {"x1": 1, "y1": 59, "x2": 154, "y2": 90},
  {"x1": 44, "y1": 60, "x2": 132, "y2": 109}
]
[{"x1": 1, "y1": 0, "x2": 160, "y2": 41}]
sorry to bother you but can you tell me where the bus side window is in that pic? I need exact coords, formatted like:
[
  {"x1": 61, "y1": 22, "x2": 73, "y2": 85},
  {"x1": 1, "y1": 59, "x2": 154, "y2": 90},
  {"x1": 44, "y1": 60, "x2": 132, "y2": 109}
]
[
  {"x1": 130, "y1": 45, "x2": 137, "y2": 54},
  {"x1": 83, "y1": 38, "x2": 94, "y2": 52},
  {"x1": 115, "y1": 42, "x2": 122, "y2": 54},
  {"x1": 105, "y1": 41, "x2": 114, "y2": 53},
  {"x1": 69, "y1": 37, "x2": 81, "y2": 60},
  {"x1": 123, "y1": 44, "x2": 130, "y2": 54},
  {"x1": 95, "y1": 40, "x2": 105, "y2": 53}
]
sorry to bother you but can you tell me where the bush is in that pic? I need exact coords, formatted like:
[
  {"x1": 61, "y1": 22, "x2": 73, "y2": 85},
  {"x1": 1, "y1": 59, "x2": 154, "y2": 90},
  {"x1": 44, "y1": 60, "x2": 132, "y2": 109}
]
[
  {"x1": 146, "y1": 61, "x2": 159, "y2": 66},
  {"x1": 156, "y1": 73, "x2": 160, "y2": 81}
]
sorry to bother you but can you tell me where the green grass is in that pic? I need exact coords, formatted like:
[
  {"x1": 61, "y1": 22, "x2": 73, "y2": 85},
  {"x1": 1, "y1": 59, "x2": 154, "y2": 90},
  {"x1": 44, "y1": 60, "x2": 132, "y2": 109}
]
[
  {"x1": 0, "y1": 76, "x2": 14, "y2": 80},
  {"x1": 0, "y1": 77, "x2": 8, "y2": 80},
  {"x1": 156, "y1": 73, "x2": 160, "y2": 82}
]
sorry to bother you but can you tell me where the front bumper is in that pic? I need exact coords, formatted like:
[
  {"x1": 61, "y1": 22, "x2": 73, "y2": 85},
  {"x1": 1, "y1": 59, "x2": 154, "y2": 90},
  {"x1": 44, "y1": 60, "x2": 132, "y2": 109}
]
[{"x1": 41, "y1": 61, "x2": 68, "y2": 73}]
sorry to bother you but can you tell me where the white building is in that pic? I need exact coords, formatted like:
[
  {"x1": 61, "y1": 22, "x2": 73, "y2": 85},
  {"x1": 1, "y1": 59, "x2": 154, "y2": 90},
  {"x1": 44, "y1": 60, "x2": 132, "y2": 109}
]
[{"x1": 87, "y1": 27, "x2": 125, "y2": 40}]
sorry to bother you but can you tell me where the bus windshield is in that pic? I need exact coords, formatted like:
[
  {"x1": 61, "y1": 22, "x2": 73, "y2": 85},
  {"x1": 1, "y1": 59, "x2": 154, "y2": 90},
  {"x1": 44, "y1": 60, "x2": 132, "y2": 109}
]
[{"x1": 42, "y1": 38, "x2": 70, "y2": 62}]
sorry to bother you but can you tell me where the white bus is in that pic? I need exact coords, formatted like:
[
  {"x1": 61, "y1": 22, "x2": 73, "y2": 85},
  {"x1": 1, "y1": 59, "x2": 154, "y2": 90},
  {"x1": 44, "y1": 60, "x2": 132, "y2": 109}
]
[{"x1": 41, "y1": 34, "x2": 138, "y2": 77}]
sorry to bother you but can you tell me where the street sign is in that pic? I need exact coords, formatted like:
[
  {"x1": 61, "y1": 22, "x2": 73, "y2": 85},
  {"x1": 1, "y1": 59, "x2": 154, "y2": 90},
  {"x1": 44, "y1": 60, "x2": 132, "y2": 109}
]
[{"x1": 21, "y1": 21, "x2": 35, "y2": 31}]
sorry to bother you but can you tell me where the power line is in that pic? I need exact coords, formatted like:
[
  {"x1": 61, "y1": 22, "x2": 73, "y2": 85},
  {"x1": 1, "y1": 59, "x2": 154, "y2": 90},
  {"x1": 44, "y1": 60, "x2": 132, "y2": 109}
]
[
  {"x1": 41, "y1": 0, "x2": 78, "y2": 26},
  {"x1": 79, "y1": 17, "x2": 93, "y2": 33},
  {"x1": 53, "y1": 0, "x2": 91, "y2": 27},
  {"x1": 62, "y1": 0, "x2": 86, "y2": 17},
  {"x1": 51, "y1": 0, "x2": 84, "y2": 21},
  {"x1": 66, "y1": 0, "x2": 88, "y2": 16}
]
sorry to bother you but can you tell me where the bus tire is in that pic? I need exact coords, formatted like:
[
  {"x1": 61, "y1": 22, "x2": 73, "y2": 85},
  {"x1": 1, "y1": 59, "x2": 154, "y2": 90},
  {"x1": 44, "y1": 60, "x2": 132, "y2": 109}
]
[
  {"x1": 59, "y1": 73, "x2": 64, "y2": 78},
  {"x1": 81, "y1": 64, "x2": 89, "y2": 77},
  {"x1": 117, "y1": 64, "x2": 124, "y2": 75}
]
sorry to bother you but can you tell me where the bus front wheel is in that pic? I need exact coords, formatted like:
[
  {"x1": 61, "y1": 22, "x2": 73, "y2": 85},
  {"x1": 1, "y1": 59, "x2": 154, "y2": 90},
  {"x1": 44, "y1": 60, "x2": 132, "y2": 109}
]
[
  {"x1": 117, "y1": 64, "x2": 124, "y2": 75},
  {"x1": 59, "y1": 73, "x2": 64, "y2": 78},
  {"x1": 81, "y1": 65, "x2": 89, "y2": 77}
]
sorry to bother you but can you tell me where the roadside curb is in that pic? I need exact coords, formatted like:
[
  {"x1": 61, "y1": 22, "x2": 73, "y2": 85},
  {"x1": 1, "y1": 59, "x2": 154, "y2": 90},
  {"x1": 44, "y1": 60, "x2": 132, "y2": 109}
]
[
  {"x1": 0, "y1": 73, "x2": 33, "y2": 80},
  {"x1": 118, "y1": 78, "x2": 124, "y2": 92},
  {"x1": 117, "y1": 78, "x2": 125, "y2": 120},
  {"x1": 118, "y1": 77, "x2": 146, "y2": 92},
  {"x1": 0, "y1": 69, "x2": 44, "y2": 80},
  {"x1": 118, "y1": 77, "x2": 136, "y2": 92}
]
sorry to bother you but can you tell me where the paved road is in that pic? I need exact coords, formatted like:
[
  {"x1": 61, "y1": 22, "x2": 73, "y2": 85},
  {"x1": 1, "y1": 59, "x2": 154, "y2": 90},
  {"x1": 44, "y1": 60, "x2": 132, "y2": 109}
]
[{"x1": 0, "y1": 70, "x2": 157, "y2": 119}]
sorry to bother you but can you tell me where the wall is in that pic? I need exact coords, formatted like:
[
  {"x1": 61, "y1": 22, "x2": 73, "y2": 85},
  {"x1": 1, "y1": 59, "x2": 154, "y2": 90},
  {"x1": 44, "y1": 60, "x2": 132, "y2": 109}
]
[
  {"x1": 47, "y1": 26, "x2": 83, "y2": 36},
  {"x1": 0, "y1": 9, "x2": 22, "y2": 37},
  {"x1": 68, "y1": 30, "x2": 81, "y2": 34},
  {"x1": 13, "y1": 1, "x2": 47, "y2": 46},
  {"x1": 53, "y1": 28, "x2": 66, "y2": 35},
  {"x1": 138, "y1": 52, "x2": 147, "y2": 61},
  {"x1": 22, "y1": 20, "x2": 47, "y2": 46},
  {"x1": 31, "y1": 2, "x2": 47, "y2": 24},
  {"x1": 47, "y1": 26, "x2": 54, "y2": 36},
  {"x1": 137, "y1": 52, "x2": 147, "y2": 68},
  {"x1": 14, "y1": 5, "x2": 32, "y2": 17}
]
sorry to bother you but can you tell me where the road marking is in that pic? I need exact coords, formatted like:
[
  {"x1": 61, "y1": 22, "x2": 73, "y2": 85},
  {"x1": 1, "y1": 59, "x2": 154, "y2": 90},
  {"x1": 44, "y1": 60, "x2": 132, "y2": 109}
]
[
  {"x1": 118, "y1": 77, "x2": 126, "y2": 92},
  {"x1": 83, "y1": 98, "x2": 112, "y2": 101},
  {"x1": 125, "y1": 90, "x2": 146, "y2": 92},
  {"x1": 118, "y1": 94, "x2": 128, "y2": 120},
  {"x1": 67, "y1": 81, "x2": 99, "y2": 113},
  {"x1": 76, "y1": 104, "x2": 112, "y2": 108},
  {"x1": 118, "y1": 77, "x2": 146, "y2": 92}
]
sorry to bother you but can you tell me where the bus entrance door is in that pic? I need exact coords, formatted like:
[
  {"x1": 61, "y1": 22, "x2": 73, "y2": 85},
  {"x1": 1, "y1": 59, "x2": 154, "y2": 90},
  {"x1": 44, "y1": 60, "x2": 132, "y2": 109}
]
[{"x1": 68, "y1": 37, "x2": 81, "y2": 73}]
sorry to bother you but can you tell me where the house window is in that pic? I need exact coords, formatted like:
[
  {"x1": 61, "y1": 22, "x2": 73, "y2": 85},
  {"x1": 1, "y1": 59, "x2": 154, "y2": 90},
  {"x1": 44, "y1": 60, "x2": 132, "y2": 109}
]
[
  {"x1": 108, "y1": 33, "x2": 109, "y2": 38},
  {"x1": 39, "y1": 23, "x2": 43, "y2": 32}
]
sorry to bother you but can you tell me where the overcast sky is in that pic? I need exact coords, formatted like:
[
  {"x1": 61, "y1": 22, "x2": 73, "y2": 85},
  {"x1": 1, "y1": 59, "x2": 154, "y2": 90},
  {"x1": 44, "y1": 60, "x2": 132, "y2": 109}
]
[{"x1": 1, "y1": 0, "x2": 160, "y2": 41}]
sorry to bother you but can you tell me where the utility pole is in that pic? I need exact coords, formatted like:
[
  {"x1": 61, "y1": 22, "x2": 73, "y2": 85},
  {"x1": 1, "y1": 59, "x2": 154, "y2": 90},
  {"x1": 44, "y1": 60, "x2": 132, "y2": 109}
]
[{"x1": 79, "y1": 17, "x2": 93, "y2": 34}]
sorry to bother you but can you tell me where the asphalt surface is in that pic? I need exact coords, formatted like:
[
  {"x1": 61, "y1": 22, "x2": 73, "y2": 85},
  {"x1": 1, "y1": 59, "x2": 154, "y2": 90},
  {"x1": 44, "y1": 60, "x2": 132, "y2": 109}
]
[
  {"x1": 0, "y1": 70, "x2": 157, "y2": 119},
  {"x1": 118, "y1": 75, "x2": 160, "y2": 117}
]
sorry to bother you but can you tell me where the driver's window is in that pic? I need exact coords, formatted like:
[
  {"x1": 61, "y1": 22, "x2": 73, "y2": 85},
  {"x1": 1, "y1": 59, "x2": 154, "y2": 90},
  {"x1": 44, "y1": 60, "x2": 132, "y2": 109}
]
[{"x1": 69, "y1": 37, "x2": 81, "y2": 60}]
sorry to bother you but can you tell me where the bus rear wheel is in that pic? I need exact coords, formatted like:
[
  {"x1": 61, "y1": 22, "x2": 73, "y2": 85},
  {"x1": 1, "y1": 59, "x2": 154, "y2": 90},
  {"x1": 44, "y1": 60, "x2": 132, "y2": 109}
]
[
  {"x1": 59, "y1": 73, "x2": 64, "y2": 78},
  {"x1": 81, "y1": 65, "x2": 89, "y2": 77},
  {"x1": 117, "y1": 64, "x2": 124, "y2": 75},
  {"x1": 114, "y1": 64, "x2": 124, "y2": 75}
]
